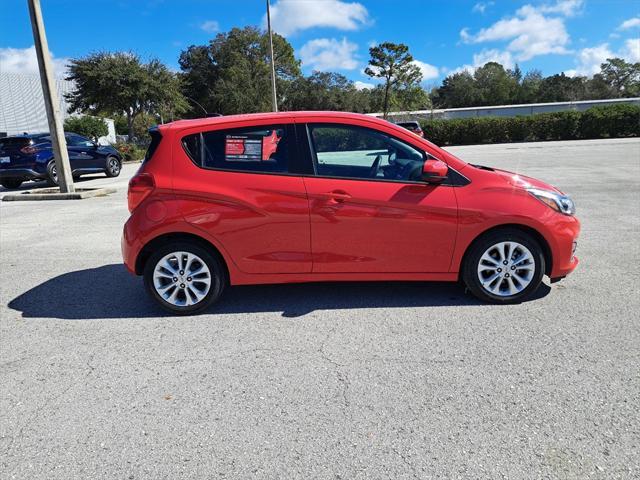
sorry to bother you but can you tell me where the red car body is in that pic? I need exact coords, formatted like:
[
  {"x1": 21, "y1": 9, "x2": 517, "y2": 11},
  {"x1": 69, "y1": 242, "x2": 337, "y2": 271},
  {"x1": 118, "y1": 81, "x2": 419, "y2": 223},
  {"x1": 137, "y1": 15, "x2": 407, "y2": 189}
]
[{"x1": 122, "y1": 111, "x2": 579, "y2": 292}]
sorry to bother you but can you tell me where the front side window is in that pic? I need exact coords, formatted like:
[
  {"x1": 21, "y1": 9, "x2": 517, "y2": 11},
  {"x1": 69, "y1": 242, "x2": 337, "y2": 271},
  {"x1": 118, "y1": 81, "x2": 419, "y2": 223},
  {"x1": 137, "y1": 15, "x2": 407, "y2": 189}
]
[
  {"x1": 66, "y1": 134, "x2": 94, "y2": 147},
  {"x1": 309, "y1": 124, "x2": 425, "y2": 182},
  {"x1": 182, "y1": 125, "x2": 289, "y2": 174}
]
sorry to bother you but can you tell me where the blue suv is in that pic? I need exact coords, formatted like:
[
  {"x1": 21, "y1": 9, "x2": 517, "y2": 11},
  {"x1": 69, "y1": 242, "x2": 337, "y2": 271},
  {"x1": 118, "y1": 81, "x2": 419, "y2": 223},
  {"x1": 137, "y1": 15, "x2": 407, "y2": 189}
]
[{"x1": 0, "y1": 132, "x2": 122, "y2": 189}]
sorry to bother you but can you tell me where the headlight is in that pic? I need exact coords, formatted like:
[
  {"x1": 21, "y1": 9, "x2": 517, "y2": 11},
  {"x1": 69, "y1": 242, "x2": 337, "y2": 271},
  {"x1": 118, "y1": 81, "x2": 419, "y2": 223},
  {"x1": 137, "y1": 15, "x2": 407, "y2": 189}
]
[{"x1": 527, "y1": 188, "x2": 575, "y2": 215}]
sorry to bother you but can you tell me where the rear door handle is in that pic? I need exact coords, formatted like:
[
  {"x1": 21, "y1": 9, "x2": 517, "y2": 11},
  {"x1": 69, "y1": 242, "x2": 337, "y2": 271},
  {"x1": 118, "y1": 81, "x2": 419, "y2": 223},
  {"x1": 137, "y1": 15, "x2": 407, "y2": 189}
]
[{"x1": 318, "y1": 190, "x2": 351, "y2": 203}]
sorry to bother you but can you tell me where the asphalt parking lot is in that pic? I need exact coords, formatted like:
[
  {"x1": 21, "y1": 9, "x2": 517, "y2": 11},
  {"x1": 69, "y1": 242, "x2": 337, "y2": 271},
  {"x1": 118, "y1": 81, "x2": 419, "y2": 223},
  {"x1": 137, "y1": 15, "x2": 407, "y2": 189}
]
[{"x1": 1, "y1": 138, "x2": 639, "y2": 479}]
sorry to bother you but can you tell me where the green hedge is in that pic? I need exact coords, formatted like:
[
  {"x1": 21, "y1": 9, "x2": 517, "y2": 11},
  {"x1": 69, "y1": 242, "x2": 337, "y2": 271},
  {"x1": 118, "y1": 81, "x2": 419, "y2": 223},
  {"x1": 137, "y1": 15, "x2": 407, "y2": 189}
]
[
  {"x1": 420, "y1": 104, "x2": 640, "y2": 146},
  {"x1": 114, "y1": 142, "x2": 146, "y2": 162}
]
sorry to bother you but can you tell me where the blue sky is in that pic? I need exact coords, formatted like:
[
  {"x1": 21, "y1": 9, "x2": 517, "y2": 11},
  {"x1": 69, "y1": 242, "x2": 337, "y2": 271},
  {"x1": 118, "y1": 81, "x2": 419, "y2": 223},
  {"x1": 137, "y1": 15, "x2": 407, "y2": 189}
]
[{"x1": 1, "y1": 0, "x2": 638, "y2": 88}]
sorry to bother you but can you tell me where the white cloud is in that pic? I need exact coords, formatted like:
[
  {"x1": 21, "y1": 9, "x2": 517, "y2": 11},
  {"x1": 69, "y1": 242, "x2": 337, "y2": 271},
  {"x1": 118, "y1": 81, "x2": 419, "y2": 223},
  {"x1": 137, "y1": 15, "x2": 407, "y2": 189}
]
[
  {"x1": 267, "y1": 0, "x2": 369, "y2": 36},
  {"x1": 412, "y1": 60, "x2": 440, "y2": 80},
  {"x1": 538, "y1": 0, "x2": 583, "y2": 17},
  {"x1": 473, "y1": 49, "x2": 515, "y2": 69},
  {"x1": 460, "y1": 0, "x2": 577, "y2": 61},
  {"x1": 567, "y1": 44, "x2": 614, "y2": 76},
  {"x1": 565, "y1": 39, "x2": 640, "y2": 76},
  {"x1": 472, "y1": 2, "x2": 494, "y2": 14},
  {"x1": 199, "y1": 20, "x2": 219, "y2": 33},
  {"x1": 0, "y1": 46, "x2": 68, "y2": 77},
  {"x1": 618, "y1": 17, "x2": 640, "y2": 30},
  {"x1": 450, "y1": 49, "x2": 515, "y2": 75},
  {"x1": 354, "y1": 80, "x2": 374, "y2": 90},
  {"x1": 622, "y1": 38, "x2": 640, "y2": 62},
  {"x1": 299, "y1": 37, "x2": 359, "y2": 71}
]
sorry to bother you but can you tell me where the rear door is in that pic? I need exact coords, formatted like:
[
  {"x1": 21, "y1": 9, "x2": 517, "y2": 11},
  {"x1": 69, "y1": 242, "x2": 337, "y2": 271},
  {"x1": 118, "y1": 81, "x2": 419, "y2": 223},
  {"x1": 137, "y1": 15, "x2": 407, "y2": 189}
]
[
  {"x1": 301, "y1": 122, "x2": 458, "y2": 273},
  {"x1": 173, "y1": 120, "x2": 312, "y2": 274}
]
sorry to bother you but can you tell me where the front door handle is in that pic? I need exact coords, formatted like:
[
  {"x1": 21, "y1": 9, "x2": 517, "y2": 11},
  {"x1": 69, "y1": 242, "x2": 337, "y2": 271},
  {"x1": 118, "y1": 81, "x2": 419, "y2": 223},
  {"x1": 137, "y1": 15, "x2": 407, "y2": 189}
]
[{"x1": 318, "y1": 190, "x2": 351, "y2": 203}]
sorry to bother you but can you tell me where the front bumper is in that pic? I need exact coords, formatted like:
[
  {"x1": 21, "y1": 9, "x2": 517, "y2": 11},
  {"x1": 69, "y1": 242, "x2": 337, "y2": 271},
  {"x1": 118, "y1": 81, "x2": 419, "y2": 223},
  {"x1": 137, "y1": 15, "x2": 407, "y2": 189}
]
[
  {"x1": 548, "y1": 215, "x2": 581, "y2": 280},
  {"x1": 0, "y1": 168, "x2": 46, "y2": 180}
]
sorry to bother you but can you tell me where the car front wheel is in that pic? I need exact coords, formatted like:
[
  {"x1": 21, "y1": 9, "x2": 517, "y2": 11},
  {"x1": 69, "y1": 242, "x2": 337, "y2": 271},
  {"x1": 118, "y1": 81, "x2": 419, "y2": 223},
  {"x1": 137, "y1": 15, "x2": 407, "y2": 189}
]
[
  {"x1": 143, "y1": 242, "x2": 226, "y2": 315},
  {"x1": 462, "y1": 229, "x2": 545, "y2": 304},
  {"x1": 105, "y1": 156, "x2": 121, "y2": 177}
]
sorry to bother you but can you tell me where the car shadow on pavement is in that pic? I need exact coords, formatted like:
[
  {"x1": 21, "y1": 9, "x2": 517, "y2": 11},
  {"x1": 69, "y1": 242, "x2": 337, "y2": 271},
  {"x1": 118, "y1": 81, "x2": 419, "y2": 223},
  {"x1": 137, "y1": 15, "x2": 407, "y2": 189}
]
[{"x1": 8, "y1": 264, "x2": 551, "y2": 319}]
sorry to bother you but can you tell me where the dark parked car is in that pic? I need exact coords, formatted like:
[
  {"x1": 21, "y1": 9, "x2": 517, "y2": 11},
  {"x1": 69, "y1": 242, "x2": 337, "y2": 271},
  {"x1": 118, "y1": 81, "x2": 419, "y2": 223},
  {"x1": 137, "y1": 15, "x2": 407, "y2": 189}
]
[
  {"x1": 0, "y1": 132, "x2": 122, "y2": 189},
  {"x1": 395, "y1": 121, "x2": 424, "y2": 137}
]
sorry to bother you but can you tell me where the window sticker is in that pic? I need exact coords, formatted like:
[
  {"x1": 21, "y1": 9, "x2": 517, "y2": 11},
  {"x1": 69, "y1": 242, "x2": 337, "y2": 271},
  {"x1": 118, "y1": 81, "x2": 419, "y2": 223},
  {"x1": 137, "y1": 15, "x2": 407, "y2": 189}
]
[{"x1": 225, "y1": 135, "x2": 263, "y2": 162}]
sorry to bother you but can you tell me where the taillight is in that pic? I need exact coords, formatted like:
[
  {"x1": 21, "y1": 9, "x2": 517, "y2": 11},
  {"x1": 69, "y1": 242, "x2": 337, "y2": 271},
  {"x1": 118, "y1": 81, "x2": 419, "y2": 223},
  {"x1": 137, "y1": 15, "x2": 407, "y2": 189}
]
[
  {"x1": 128, "y1": 172, "x2": 155, "y2": 212},
  {"x1": 20, "y1": 145, "x2": 38, "y2": 154}
]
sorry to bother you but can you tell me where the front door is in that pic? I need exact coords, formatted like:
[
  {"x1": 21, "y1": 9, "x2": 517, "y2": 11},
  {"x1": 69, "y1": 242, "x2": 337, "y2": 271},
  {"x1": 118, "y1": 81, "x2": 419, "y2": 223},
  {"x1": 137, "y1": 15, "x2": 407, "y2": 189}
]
[
  {"x1": 65, "y1": 134, "x2": 102, "y2": 170},
  {"x1": 303, "y1": 123, "x2": 458, "y2": 273}
]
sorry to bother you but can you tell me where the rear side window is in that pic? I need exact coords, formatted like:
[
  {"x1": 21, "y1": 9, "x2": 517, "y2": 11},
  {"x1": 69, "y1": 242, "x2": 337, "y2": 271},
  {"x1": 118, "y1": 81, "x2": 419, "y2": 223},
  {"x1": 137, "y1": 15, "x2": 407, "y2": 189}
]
[
  {"x1": 182, "y1": 125, "x2": 289, "y2": 174},
  {"x1": 144, "y1": 128, "x2": 162, "y2": 162},
  {"x1": 0, "y1": 137, "x2": 31, "y2": 150}
]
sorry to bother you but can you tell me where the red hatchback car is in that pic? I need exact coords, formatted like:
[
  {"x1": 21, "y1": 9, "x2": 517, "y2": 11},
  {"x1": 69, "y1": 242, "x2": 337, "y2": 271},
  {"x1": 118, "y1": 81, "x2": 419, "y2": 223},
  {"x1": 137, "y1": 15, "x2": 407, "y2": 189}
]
[{"x1": 122, "y1": 111, "x2": 579, "y2": 314}]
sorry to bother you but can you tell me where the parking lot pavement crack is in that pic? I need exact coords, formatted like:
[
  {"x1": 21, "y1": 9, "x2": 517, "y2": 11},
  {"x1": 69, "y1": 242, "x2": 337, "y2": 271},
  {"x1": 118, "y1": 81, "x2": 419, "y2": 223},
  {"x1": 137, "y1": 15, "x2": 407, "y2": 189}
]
[
  {"x1": 391, "y1": 446, "x2": 421, "y2": 479},
  {"x1": 3, "y1": 353, "x2": 97, "y2": 475},
  {"x1": 156, "y1": 347, "x2": 307, "y2": 365},
  {"x1": 317, "y1": 326, "x2": 352, "y2": 416}
]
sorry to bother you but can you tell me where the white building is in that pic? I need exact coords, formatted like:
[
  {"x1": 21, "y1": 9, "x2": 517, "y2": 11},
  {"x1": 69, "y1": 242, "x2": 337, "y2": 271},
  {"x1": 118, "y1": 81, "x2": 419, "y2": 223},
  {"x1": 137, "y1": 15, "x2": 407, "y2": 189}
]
[{"x1": 0, "y1": 72, "x2": 115, "y2": 143}]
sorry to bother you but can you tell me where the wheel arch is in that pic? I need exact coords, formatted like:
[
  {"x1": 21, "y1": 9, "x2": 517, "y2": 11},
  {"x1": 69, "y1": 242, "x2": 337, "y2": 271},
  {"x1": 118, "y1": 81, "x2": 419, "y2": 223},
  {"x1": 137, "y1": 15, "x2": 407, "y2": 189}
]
[
  {"x1": 135, "y1": 232, "x2": 230, "y2": 281},
  {"x1": 457, "y1": 223, "x2": 553, "y2": 279}
]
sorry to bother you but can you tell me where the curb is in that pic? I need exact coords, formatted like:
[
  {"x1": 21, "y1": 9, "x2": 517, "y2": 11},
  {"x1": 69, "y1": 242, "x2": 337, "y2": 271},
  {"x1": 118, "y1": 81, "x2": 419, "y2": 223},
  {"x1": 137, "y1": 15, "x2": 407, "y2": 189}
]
[{"x1": 2, "y1": 187, "x2": 117, "y2": 201}]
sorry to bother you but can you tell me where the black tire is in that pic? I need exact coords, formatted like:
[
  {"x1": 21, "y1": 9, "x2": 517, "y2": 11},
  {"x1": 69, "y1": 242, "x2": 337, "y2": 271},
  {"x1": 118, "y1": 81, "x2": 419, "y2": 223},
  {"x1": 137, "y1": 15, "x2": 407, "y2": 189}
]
[
  {"x1": 1, "y1": 178, "x2": 23, "y2": 189},
  {"x1": 105, "y1": 156, "x2": 121, "y2": 177},
  {"x1": 143, "y1": 241, "x2": 227, "y2": 315},
  {"x1": 46, "y1": 161, "x2": 59, "y2": 186},
  {"x1": 462, "y1": 228, "x2": 545, "y2": 304}
]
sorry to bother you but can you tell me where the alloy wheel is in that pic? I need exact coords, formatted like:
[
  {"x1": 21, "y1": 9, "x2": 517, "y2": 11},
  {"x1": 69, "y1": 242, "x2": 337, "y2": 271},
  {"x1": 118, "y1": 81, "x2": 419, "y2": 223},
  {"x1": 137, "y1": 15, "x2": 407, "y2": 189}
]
[
  {"x1": 108, "y1": 158, "x2": 120, "y2": 176},
  {"x1": 477, "y1": 241, "x2": 535, "y2": 297},
  {"x1": 152, "y1": 251, "x2": 212, "y2": 307}
]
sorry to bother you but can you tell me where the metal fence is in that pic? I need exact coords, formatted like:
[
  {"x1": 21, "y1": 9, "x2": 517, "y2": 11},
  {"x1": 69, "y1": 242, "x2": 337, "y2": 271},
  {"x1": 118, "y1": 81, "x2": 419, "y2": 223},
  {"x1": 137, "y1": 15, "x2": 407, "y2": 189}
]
[
  {"x1": 0, "y1": 72, "x2": 115, "y2": 143},
  {"x1": 370, "y1": 97, "x2": 640, "y2": 122}
]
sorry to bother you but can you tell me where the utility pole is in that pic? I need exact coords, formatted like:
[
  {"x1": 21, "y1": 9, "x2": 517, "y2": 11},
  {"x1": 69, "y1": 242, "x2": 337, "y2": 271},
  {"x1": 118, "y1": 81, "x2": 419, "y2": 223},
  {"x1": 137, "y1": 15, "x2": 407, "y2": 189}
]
[
  {"x1": 28, "y1": 0, "x2": 74, "y2": 193},
  {"x1": 266, "y1": 0, "x2": 278, "y2": 112}
]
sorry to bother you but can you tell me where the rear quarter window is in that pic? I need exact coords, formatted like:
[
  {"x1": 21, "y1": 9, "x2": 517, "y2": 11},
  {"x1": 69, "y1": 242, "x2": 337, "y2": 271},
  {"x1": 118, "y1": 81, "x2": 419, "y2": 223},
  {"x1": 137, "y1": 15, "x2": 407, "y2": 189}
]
[
  {"x1": 144, "y1": 129, "x2": 162, "y2": 162},
  {"x1": 181, "y1": 124, "x2": 290, "y2": 174}
]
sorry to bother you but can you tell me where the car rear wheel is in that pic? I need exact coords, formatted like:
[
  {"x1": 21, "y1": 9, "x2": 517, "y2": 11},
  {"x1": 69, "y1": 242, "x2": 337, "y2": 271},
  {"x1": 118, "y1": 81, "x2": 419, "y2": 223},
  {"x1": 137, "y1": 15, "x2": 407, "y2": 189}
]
[
  {"x1": 462, "y1": 229, "x2": 545, "y2": 304},
  {"x1": 1, "y1": 179, "x2": 23, "y2": 189},
  {"x1": 143, "y1": 242, "x2": 226, "y2": 315},
  {"x1": 46, "y1": 161, "x2": 59, "y2": 186},
  {"x1": 105, "y1": 156, "x2": 121, "y2": 177}
]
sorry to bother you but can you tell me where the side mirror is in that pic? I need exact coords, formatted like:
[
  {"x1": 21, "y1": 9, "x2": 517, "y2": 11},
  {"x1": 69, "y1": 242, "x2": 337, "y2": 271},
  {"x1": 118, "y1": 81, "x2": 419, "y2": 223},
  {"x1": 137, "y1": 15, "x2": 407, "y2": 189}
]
[{"x1": 422, "y1": 159, "x2": 448, "y2": 183}]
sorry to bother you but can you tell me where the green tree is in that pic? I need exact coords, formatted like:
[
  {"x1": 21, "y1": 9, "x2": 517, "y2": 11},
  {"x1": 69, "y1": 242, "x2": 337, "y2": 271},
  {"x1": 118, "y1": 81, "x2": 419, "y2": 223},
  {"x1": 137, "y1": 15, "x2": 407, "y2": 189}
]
[
  {"x1": 432, "y1": 71, "x2": 481, "y2": 108},
  {"x1": 518, "y1": 70, "x2": 543, "y2": 103},
  {"x1": 585, "y1": 74, "x2": 617, "y2": 99},
  {"x1": 474, "y1": 62, "x2": 519, "y2": 105},
  {"x1": 537, "y1": 73, "x2": 587, "y2": 102},
  {"x1": 284, "y1": 71, "x2": 372, "y2": 112},
  {"x1": 178, "y1": 45, "x2": 219, "y2": 116},
  {"x1": 364, "y1": 42, "x2": 423, "y2": 118},
  {"x1": 179, "y1": 26, "x2": 300, "y2": 115},
  {"x1": 63, "y1": 116, "x2": 108, "y2": 141},
  {"x1": 65, "y1": 52, "x2": 187, "y2": 139},
  {"x1": 599, "y1": 57, "x2": 640, "y2": 97}
]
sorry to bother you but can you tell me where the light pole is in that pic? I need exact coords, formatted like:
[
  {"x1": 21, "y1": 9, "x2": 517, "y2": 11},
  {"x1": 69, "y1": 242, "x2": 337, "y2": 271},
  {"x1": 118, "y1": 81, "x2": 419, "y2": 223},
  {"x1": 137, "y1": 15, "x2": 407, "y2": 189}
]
[
  {"x1": 266, "y1": 0, "x2": 278, "y2": 112},
  {"x1": 27, "y1": 0, "x2": 74, "y2": 193}
]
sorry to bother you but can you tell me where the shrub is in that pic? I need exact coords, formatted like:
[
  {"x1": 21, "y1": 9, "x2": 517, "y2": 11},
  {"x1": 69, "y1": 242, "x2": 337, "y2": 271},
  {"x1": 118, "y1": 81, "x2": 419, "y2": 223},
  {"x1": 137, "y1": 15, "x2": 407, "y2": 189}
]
[
  {"x1": 419, "y1": 103, "x2": 640, "y2": 146},
  {"x1": 63, "y1": 116, "x2": 108, "y2": 141},
  {"x1": 115, "y1": 142, "x2": 146, "y2": 162}
]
